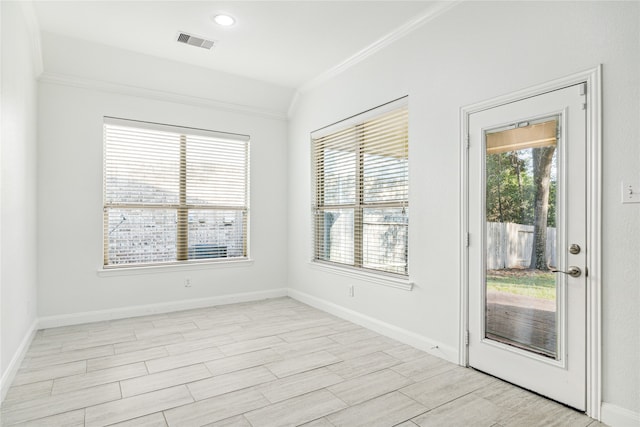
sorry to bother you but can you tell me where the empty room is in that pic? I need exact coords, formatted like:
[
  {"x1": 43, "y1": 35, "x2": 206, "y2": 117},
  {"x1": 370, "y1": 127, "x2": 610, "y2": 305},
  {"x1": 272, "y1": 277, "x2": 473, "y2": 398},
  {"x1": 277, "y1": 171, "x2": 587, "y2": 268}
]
[{"x1": 1, "y1": 1, "x2": 639, "y2": 426}]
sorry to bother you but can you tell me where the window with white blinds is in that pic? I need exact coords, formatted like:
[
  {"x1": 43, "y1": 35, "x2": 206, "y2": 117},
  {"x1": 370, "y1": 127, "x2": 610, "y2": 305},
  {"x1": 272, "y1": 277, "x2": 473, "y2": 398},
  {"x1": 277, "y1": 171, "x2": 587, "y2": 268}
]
[
  {"x1": 103, "y1": 117, "x2": 249, "y2": 267},
  {"x1": 311, "y1": 98, "x2": 409, "y2": 276}
]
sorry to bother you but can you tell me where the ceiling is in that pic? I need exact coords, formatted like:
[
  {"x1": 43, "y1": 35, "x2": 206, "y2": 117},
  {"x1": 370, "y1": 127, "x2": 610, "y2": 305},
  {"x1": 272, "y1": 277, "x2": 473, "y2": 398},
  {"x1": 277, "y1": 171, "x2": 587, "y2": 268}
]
[{"x1": 32, "y1": 1, "x2": 436, "y2": 90}]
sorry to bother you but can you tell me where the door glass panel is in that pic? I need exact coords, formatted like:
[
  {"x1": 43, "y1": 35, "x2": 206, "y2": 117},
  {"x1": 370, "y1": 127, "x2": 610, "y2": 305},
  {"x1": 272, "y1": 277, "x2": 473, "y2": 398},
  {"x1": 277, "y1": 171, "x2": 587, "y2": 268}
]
[{"x1": 484, "y1": 116, "x2": 559, "y2": 359}]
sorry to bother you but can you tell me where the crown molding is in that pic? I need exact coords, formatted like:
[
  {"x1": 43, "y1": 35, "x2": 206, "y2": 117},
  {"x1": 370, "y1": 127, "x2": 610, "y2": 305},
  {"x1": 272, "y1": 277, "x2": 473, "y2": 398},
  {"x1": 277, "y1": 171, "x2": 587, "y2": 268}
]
[
  {"x1": 38, "y1": 71, "x2": 289, "y2": 121},
  {"x1": 296, "y1": 1, "x2": 460, "y2": 96},
  {"x1": 18, "y1": 0, "x2": 43, "y2": 76}
]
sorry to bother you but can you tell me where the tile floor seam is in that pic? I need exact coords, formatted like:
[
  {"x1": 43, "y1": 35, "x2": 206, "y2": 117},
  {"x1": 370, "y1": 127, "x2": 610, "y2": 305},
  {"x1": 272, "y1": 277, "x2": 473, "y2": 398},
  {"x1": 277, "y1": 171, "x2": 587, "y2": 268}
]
[
  {"x1": 394, "y1": 412, "x2": 428, "y2": 427},
  {"x1": 184, "y1": 381, "x2": 198, "y2": 403},
  {"x1": 3, "y1": 408, "x2": 84, "y2": 427},
  {"x1": 253, "y1": 386, "x2": 271, "y2": 408},
  {"x1": 338, "y1": 389, "x2": 401, "y2": 410},
  {"x1": 304, "y1": 415, "x2": 336, "y2": 427},
  {"x1": 406, "y1": 407, "x2": 433, "y2": 425},
  {"x1": 330, "y1": 362, "x2": 402, "y2": 381},
  {"x1": 48, "y1": 377, "x2": 55, "y2": 396},
  {"x1": 405, "y1": 387, "x2": 479, "y2": 414},
  {"x1": 317, "y1": 386, "x2": 349, "y2": 408}
]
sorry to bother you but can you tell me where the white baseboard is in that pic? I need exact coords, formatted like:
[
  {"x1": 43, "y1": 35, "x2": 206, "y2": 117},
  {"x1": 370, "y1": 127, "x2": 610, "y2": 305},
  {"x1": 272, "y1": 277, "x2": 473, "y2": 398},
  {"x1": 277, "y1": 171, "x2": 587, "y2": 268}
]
[
  {"x1": 287, "y1": 288, "x2": 458, "y2": 364},
  {"x1": 1, "y1": 318, "x2": 38, "y2": 402},
  {"x1": 39, "y1": 288, "x2": 288, "y2": 329},
  {"x1": 601, "y1": 403, "x2": 640, "y2": 427}
]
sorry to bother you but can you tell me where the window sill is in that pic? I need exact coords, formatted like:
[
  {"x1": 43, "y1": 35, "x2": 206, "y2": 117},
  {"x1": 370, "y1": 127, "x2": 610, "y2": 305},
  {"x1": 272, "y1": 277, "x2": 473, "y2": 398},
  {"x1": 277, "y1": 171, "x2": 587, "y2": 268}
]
[
  {"x1": 97, "y1": 258, "x2": 254, "y2": 277},
  {"x1": 308, "y1": 261, "x2": 413, "y2": 291}
]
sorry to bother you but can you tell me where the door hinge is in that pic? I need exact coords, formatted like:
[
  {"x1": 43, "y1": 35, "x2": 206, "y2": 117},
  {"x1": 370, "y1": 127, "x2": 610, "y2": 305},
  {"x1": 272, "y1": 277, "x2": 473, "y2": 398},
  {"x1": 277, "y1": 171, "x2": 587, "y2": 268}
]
[
  {"x1": 465, "y1": 135, "x2": 470, "y2": 149},
  {"x1": 465, "y1": 330, "x2": 470, "y2": 346},
  {"x1": 579, "y1": 82, "x2": 587, "y2": 96},
  {"x1": 465, "y1": 232, "x2": 470, "y2": 247},
  {"x1": 580, "y1": 83, "x2": 587, "y2": 109}
]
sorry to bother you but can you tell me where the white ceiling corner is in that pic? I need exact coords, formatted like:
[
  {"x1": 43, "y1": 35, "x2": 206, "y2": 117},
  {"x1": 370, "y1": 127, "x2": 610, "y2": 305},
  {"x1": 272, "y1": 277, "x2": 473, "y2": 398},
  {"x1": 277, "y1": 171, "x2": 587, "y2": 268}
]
[
  {"x1": 297, "y1": 1, "x2": 461, "y2": 94},
  {"x1": 32, "y1": 1, "x2": 450, "y2": 91},
  {"x1": 30, "y1": 1, "x2": 461, "y2": 118}
]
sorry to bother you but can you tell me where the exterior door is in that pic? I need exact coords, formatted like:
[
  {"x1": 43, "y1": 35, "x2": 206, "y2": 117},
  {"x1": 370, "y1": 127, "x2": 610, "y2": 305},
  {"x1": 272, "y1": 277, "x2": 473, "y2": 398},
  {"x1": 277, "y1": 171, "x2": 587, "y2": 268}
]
[{"x1": 468, "y1": 84, "x2": 587, "y2": 410}]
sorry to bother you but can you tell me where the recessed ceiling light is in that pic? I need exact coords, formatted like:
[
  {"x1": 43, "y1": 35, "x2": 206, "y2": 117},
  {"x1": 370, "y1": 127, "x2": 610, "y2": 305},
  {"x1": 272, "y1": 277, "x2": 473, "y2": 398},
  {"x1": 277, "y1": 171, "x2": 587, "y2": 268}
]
[{"x1": 213, "y1": 14, "x2": 236, "y2": 27}]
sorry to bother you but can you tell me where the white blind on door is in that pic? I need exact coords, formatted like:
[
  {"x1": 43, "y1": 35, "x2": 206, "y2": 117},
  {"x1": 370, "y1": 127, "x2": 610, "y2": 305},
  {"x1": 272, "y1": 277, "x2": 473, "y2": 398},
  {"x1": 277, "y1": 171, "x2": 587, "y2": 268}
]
[
  {"x1": 311, "y1": 98, "x2": 409, "y2": 276},
  {"x1": 103, "y1": 117, "x2": 249, "y2": 267}
]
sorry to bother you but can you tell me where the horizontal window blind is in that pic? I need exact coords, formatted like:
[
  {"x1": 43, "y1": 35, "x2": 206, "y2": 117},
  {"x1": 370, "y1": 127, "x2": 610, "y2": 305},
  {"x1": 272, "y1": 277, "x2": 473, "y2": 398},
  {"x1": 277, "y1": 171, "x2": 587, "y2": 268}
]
[
  {"x1": 311, "y1": 98, "x2": 409, "y2": 276},
  {"x1": 103, "y1": 117, "x2": 249, "y2": 267}
]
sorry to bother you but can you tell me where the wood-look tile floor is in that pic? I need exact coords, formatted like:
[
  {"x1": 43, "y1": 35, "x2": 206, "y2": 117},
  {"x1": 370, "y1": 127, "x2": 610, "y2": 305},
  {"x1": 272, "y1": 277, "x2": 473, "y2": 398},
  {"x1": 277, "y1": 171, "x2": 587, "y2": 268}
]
[{"x1": 1, "y1": 297, "x2": 604, "y2": 427}]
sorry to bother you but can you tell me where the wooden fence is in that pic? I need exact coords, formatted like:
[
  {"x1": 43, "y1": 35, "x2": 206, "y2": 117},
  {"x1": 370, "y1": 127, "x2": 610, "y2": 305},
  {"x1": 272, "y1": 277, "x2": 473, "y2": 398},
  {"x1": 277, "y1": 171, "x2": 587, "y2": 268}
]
[{"x1": 486, "y1": 222, "x2": 557, "y2": 270}]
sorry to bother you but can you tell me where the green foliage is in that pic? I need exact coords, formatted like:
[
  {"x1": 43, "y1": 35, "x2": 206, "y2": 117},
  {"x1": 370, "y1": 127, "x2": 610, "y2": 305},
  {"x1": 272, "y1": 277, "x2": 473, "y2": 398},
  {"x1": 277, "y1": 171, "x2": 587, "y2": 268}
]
[
  {"x1": 486, "y1": 149, "x2": 556, "y2": 227},
  {"x1": 487, "y1": 271, "x2": 556, "y2": 287},
  {"x1": 486, "y1": 271, "x2": 556, "y2": 300},
  {"x1": 487, "y1": 282, "x2": 556, "y2": 300},
  {"x1": 547, "y1": 179, "x2": 557, "y2": 228}
]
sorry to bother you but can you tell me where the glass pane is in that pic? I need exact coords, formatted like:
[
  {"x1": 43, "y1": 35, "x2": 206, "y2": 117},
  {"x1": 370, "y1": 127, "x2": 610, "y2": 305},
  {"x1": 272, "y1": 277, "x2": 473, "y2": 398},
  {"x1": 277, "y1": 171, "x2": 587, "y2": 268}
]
[
  {"x1": 484, "y1": 117, "x2": 559, "y2": 358},
  {"x1": 186, "y1": 136, "x2": 247, "y2": 207},
  {"x1": 363, "y1": 207, "x2": 408, "y2": 274},
  {"x1": 188, "y1": 210, "x2": 246, "y2": 259},
  {"x1": 363, "y1": 152, "x2": 408, "y2": 204},
  {"x1": 323, "y1": 148, "x2": 356, "y2": 205},
  {"x1": 316, "y1": 209, "x2": 354, "y2": 265},
  {"x1": 106, "y1": 208, "x2": 177, "y2": 265},
  {"x1": 104, "y1": 125, "x2": 180, "y2": 205}
]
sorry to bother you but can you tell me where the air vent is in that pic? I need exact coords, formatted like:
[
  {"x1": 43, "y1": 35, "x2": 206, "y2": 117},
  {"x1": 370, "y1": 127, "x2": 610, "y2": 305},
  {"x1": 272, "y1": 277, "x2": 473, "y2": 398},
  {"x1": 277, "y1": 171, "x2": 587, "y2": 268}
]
[{"x1": 176, "y1": 32, "x2": 215, "y2": 50}]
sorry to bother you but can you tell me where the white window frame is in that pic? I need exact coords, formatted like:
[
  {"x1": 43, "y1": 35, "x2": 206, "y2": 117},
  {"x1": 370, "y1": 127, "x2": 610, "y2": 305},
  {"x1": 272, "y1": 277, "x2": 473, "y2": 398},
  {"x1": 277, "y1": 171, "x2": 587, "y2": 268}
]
[
  {"x1": 310, "y1": 97, "x2": 410, "y2": 281},
  {"x1": 102, "y1": 117, "x2": 250, "y2": 270}
]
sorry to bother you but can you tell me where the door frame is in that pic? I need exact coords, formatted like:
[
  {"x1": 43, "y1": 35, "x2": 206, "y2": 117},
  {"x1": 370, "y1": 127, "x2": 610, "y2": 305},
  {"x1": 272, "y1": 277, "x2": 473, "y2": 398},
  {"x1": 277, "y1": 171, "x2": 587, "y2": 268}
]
[{"x1": 459, "y1": 66, "x2": 602, "y2": 419}]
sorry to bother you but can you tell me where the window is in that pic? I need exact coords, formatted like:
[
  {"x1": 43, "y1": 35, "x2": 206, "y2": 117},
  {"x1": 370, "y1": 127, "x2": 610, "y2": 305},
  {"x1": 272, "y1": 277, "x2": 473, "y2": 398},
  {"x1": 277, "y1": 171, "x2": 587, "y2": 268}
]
[
  {"x1": 103, "y1": 117, "x2": 249, "y2": 267},
  {"x1": 311, "y1": 98, "x2": 409, "y2": 276}
]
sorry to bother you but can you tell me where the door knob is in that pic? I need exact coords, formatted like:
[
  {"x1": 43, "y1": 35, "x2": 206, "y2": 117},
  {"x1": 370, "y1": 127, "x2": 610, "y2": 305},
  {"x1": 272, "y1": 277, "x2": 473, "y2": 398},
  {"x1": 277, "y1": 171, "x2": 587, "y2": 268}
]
[{"x1": 551, "y1": 266, "x2": 582, "y2": 278}]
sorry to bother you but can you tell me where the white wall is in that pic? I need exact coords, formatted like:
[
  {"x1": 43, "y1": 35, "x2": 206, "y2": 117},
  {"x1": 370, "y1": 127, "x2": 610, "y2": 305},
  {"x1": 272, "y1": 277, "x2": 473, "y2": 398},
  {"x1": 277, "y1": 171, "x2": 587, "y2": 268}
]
[
  {"x1": 0, "y1": 1, "x2": 39, "y2": 387},
  {"x1": 36, "y1": 38, "x2": 290, "y2": 318},
  {"x1": 288, "y1": 0, "x2": 639, "y2": 419}
]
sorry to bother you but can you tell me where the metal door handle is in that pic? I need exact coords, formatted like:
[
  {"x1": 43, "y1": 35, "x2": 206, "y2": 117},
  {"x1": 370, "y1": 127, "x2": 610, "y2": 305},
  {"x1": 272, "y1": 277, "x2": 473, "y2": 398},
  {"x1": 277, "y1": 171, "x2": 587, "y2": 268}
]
[{"x1": 551, "y1": 266, "x2": 582, "y2": 278}]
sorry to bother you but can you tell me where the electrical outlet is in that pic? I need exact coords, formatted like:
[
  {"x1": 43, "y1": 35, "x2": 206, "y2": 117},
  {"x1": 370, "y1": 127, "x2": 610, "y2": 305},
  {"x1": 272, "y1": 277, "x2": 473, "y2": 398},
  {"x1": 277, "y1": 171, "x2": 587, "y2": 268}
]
[
  {"x1": 184, "y1": 277, "x2": 192, "y2": 287},
  {"x1": 622, "y1": 181, "x2": 640, "y2": 204},
  {"x1": 348, "y1": 285, "x2": 354, "y2": 297}
]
